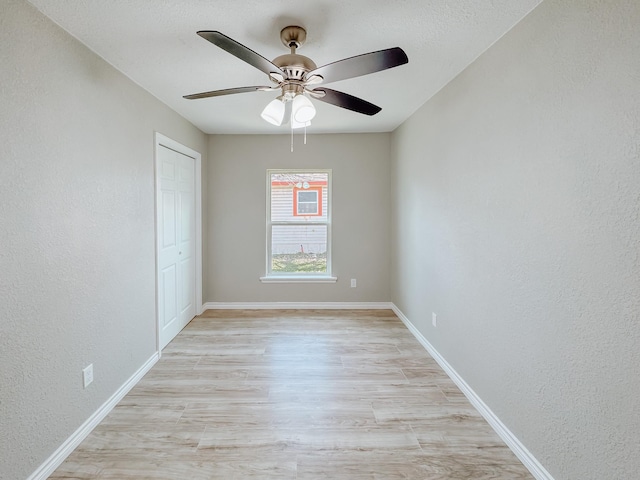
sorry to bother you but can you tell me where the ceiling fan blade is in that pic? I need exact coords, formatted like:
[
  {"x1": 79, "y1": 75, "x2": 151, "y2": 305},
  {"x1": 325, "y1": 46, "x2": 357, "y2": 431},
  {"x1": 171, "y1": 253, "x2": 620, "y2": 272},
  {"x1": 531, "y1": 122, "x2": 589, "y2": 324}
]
[
  {"x1": 306, "y1": 47, "x2": 408, "y2": 85},
  {"x1": 183, "y1": 86, "x2": 275, "y2": 100},
  {"x1": 310, "y1": 87, "x2": 382, "y2": 116},
  {"x1": 197, "y1": 31, "x2": 285, "y2": 77}
]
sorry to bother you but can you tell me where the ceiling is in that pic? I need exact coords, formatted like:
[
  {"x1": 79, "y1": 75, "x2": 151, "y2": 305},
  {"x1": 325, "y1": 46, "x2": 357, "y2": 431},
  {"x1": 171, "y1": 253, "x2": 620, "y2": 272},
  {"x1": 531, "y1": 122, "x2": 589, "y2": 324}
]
[{"x1": 28, "y1": 0, "x2": 542, "y2": 135}]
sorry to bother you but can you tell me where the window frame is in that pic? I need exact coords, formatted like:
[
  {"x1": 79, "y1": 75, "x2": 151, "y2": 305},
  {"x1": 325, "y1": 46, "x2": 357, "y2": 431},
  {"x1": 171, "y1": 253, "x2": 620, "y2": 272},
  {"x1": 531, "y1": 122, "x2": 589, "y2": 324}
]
[{"x1": 261, "y1": 169, "x2": 336, "y2": 283}]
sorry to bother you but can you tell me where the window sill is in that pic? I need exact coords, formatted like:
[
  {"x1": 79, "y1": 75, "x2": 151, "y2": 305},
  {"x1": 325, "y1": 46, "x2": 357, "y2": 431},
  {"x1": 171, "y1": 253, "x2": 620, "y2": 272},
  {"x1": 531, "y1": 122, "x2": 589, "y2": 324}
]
[{"x1": 259, "y1": 275, "x2": 338, "y2": 284}]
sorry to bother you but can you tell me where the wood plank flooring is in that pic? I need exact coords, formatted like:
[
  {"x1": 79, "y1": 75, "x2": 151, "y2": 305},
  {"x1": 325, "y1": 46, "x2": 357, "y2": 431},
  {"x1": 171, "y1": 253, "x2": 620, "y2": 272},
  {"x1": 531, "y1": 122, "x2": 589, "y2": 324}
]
[{"x1": 50, "y1": 309, "x2": 533, "y2": 479}]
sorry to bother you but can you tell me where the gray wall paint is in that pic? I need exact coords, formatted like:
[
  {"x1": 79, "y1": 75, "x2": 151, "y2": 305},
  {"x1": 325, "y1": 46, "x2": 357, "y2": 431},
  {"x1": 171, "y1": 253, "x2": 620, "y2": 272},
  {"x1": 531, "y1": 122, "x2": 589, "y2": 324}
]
[
  {"x1": 390, "y1": 0, "x2": 640, "y2": 478},
  {"x1": 0, "y1": 2, "x2": 207, "y2": 479},
  {"x1": 205, "y1": 133, "x2": 390, "y2": 303}
]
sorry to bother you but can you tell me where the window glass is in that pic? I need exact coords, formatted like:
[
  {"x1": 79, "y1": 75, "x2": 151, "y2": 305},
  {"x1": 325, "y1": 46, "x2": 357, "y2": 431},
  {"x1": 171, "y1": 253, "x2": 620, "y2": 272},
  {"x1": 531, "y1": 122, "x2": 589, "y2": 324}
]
[{"x1": 266, "y1": 170, "x2": 331, "y2": 276}]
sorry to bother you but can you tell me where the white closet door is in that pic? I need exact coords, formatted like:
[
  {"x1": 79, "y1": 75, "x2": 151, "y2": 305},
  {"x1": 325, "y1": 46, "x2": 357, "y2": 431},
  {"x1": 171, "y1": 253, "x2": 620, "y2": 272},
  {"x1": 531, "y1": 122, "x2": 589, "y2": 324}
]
[{"x1": 157, "y1": 144, "x2": 196, "y2": 349}]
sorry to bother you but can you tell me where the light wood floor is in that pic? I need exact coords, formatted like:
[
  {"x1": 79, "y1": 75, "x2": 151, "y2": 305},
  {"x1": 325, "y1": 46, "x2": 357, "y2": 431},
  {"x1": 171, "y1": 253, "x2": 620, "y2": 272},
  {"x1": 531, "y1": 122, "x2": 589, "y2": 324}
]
[{"x1": 51, "y1": 309, "x2": 533, "y2": 479}]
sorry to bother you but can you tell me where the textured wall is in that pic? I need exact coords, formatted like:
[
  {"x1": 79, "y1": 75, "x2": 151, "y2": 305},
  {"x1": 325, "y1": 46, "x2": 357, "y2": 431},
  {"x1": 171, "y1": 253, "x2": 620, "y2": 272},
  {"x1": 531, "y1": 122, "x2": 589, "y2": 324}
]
[
  {"x1": 205, "y1": 133, "x2": 391, "y2": 303},
  {"x1": 0, "y1": 2, "x2": 207, "y2": 479},
  {"x1": 390, "y1": 0, "x2": 640, "y2": 478}
]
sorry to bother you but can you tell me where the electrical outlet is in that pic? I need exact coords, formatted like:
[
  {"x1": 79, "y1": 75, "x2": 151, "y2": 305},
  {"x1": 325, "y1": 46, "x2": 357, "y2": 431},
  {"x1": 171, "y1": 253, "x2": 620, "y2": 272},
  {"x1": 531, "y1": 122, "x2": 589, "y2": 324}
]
[
  {"x1": 83, "y1": 364, "x2": 93, "y2": 388},
  {"x1": 350, "y1": 278, "x2": 357, "y2": 288},
  {"x1": 432, "y1": 312, "x2": 437, "y2": 327}
]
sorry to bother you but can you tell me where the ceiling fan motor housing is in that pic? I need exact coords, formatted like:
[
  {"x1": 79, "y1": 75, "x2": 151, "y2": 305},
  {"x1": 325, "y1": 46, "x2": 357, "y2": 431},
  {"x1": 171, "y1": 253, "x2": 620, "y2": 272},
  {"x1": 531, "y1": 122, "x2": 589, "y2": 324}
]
[
  {"x1": 272, "y1": 26, "x2": 317, "y2": 84},
  {"x1": 273, "y1": 54, "x2": 317, "y2": 80},
  {"x1": 271, "y1": 26, "x2": 316, "y2": 100}
]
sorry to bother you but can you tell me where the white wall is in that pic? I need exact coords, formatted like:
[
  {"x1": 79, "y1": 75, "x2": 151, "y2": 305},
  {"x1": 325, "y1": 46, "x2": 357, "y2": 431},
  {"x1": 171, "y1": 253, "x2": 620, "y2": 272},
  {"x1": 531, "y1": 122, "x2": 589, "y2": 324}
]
[
  {"x1": 0, "y1": 2, "x2": 207, "y2": 479},
  {"x1": 390, "y1": 0, "x2": 640, "y2": 478},
  {"x1": 205, "y1": 133, "x2": 390, "y2": 303}
]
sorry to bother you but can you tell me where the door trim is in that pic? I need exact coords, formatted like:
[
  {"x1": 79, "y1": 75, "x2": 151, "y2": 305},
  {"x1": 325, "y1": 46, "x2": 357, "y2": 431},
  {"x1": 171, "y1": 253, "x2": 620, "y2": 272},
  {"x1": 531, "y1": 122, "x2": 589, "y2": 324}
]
[{"x1": 154, "y1": 132, "x2": 202, "y2": 355}]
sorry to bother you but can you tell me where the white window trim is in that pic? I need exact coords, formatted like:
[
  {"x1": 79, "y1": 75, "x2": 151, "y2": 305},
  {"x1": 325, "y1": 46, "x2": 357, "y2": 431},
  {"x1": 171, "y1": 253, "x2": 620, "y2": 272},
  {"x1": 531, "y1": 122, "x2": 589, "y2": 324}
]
[
  {"x1": 262, "y1": 169, "x2": 335, "y2": 283},
  {"x1": 259, "y1": 275, "x2": 337, "y2": 283}
]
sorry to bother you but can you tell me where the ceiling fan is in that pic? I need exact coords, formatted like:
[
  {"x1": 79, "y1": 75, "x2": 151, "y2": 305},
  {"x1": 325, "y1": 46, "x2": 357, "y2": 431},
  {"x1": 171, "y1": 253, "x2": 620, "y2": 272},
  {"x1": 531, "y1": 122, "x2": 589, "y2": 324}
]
[{"x1": 183, "y1": 26, "x2": 409, "y2": 128}]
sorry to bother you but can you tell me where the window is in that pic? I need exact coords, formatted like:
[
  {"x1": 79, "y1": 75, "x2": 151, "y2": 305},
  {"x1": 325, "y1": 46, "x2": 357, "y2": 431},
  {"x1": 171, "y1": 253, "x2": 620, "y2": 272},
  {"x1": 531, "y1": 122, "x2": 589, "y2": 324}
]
[
  {"x1": 293, "y1": 186, "x2": 322, "y2": 216},
  {"x1": 262, "y1": 170, "x2": 335, "y2": 282}
]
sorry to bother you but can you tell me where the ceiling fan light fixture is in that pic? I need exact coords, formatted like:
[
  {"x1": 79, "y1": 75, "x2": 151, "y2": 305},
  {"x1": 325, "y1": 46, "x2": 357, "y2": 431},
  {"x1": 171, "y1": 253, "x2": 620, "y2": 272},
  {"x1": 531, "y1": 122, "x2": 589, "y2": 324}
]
[
  {"x1": 291, "y1": 118, "x2": 311, "y2": 129},
  {"x1": 292, "y1": 94, "x2": 316, "y2": 123},
  {"x1": 186, "y1": 28, "x2": 408, "y2": 140},
  {"x1": 261, "y1": 98, "x2": 285, "y2": 126}
]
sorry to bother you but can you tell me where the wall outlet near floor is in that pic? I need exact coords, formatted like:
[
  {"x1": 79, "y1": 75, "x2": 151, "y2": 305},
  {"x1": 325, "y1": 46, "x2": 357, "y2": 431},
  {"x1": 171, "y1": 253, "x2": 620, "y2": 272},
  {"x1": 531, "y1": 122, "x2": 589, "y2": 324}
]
[
  {"x1": 83, "y1": 364, "x2": 94, "y2": 388},
  {"x1": 432, "y1": 312, "x2": 437, "y2": 327},
  {"x1": 350, "y1": 278, "x2": 357, "y2": 288}
]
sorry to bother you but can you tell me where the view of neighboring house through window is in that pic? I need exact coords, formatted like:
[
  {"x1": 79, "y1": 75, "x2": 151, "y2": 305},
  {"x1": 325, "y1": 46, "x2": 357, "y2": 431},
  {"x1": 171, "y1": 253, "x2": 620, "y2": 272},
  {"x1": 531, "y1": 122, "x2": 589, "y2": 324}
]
[{"x1": 266, "y1": 170, "x2": 331, "y2": 276}]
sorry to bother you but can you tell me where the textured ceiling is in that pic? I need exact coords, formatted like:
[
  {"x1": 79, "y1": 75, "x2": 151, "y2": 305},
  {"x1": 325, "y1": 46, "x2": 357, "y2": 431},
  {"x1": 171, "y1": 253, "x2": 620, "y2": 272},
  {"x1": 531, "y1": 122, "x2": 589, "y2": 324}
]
[{"x1": 27, "y1": 0, "x2": 542, "y2": 134}]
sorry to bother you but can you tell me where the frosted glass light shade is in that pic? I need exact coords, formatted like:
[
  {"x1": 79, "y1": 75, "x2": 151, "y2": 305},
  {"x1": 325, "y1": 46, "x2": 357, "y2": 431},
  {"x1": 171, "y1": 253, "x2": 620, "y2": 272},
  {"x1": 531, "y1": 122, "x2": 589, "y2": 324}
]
[
  {"x1": 291, "y1": 118, "x2": 311, "y2": 129},
  {"x1": 261, "y1": 99, "x2": 285, "y2": 126},
  {"x1": 292, "y1": 94, "x2": 316, "y2": 123}
]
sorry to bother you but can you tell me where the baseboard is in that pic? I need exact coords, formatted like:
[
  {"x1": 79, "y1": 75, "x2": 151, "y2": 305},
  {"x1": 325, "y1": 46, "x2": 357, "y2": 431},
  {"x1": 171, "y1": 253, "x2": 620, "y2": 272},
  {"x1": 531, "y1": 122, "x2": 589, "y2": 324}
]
[
  {"x1": 390, "y1": 304, "x2": 554, "y2": 480},
  {"x1": 201, "y1": 301, "x2": 394, "y2": 311},
  {"x1": 27, "y1": 352, "x2": 160, "y2": 480}
]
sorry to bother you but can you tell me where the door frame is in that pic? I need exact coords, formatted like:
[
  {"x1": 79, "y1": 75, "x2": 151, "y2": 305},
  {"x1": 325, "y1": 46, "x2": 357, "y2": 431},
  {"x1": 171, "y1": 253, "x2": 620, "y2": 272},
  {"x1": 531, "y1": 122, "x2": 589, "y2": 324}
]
[{"x1": 154, "y1": 132, "x2": 203, "y2": 354}]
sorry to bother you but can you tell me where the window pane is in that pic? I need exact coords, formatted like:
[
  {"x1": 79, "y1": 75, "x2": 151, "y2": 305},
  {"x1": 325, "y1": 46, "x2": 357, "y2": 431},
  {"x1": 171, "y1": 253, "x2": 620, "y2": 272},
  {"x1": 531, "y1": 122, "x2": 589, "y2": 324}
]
[
  {"x1": 298, "y1": 191, "x2": 317, "y2": 203},
  {"x1": 297, "y1": 202, "x2": 318, "y2": 214},
  {"x1": 271, "y1": 225, "x2": 327, "y2": 273}
]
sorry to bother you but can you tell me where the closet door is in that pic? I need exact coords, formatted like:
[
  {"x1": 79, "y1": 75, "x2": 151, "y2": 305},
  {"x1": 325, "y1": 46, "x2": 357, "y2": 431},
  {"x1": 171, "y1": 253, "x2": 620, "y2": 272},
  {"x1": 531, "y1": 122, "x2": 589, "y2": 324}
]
[{"x1": 157, "y1": 144, "x2": 196, "y2": 349}]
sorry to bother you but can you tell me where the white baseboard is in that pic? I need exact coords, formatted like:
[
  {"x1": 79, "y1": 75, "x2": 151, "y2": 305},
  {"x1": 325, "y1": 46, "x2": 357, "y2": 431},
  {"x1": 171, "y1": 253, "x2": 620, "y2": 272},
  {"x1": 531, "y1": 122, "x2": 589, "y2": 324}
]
[
  {"x1": 27, "y1": 353, "x2": 160, "y2": 480},
  {"x1": 390, "y1": 304, "x2": 554, "y2": 480},
  {"x1": 201, "y1": 301, "x2": 394, "y2": 311}
]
